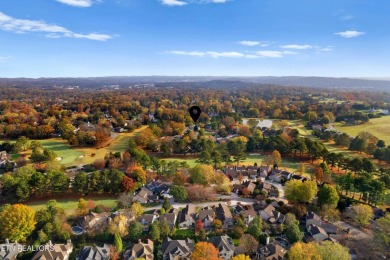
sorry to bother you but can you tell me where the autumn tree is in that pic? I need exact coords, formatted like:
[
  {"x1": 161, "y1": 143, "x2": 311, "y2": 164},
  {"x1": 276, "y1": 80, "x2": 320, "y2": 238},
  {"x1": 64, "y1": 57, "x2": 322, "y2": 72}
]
[
  {"x1": 77, "y1": 198, "x2": 88, "y2": 216},
  {"x1": 122, "y1": 176, "x2": 136, "y2": 193},
  {"x1": 374, "y1": 213, "x2": 390, "y2": 249},
  {"x1": 0, "y1": 204, "x2": 36, "y2": 242},
  {"x1": 348, "y1": 204, "x2": 373, "y2": 227},
  {"x1": 131, "y1": 202, "x2": 144, "y2": 217},
  {"x1": 195, "y1": 220, "x2": 204, "y2": 233},
  {"x1": 285, "y1": 180, "x2": 318, "y2": 204},
  {"x1": 191, "y1": 242, "x2": 220, "y2": 260},
  {"x1": 288, "y1": 242, "x2": 321, "y2": 260},
  {"x1": 265, "y1": 150, "x2": 282, "y2": 166},
  {"x1": 108, "y1": 214, "x2": 129, "y2": 237},
  {"x1": 238, "y1": 234, "x2": 258, "y2": 255},
  {"x1": 316, "y1": 241, "x2": 351, "y2": 260},
  {"x1": 232, "y1": 255, "x2": 250, "y2": 260},
  {"x1": 190, "y1": 164, "x2": 214, "y2": 186}
]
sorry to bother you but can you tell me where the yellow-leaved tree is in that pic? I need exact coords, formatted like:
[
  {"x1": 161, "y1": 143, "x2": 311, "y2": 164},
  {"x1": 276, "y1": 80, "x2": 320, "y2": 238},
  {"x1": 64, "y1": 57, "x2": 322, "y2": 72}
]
[
  {"x1": 0, "y1": 204, "x2": 36, "y2": 242},
  {"x1": 288, "y1": 242, "x2": 321, "y2": 260}
]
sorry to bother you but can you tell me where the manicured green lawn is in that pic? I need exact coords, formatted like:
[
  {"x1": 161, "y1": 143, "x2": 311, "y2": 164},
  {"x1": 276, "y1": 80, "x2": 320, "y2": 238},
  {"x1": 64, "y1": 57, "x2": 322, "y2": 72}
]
[
  {"x1": 40, "y1": 139, "x2": 84, "y2": 165},
  {"x1": 160, "y1": 157, "x2": 199, "y2": 168},
  {"x1": 175, "y1": 229, "x2": 194, "y2": 236},
  {"x1": 26, "y1": 195, "x2": 118, "y2": 215},
  {"x1": 334, "y1": 116, "x2": 390, "y2": 145},
  {"x1": 73, "y1": 125, "x2": 148, "y2": 165}
]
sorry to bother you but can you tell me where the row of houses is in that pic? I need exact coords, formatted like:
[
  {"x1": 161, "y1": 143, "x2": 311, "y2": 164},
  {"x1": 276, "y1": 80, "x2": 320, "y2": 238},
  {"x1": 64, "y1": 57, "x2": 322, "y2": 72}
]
[
  {"x1": 224, "y1": 165, "x2": 307, "y2": 184},
  {"x1": 0, "y1": 239, "x2": 110, "y2": 260},
  {"x1": 160, "y1": 235, "x2": 286, "y2": 260}
]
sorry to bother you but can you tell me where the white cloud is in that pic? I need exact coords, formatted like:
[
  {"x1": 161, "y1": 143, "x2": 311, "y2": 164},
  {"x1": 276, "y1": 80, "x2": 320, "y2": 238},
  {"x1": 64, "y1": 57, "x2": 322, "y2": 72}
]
[
  {"x1": 55, "y1": 0, "x2": 93, "y2": 7},
  {"x1": 168, "y1": 49, "x2": 298, "y2": 59},
  {"x1": 161, "y1": 0, "x2": 188, "y2": 6},
  {"x1": 167, "y1": 51, "x2": 244, "y2": 58},
  {"x1": 335, "y1": 30, "x2": 365, "y2": 38},
  {"x1": 0, "y1": 12, "x2": 113, "y2": 41},
  {"x1": 238, "y1": 41, "x2": 260, "y2": 46},
  {"x1": 256, "y1": 50, "x2": 297, "y2": 58},
  {"x1": 281, "y1": 44, "x2": 313, "y2": 50},
  {"x1": 238, "y1": 41, "x2": 269, "y2": 47}
]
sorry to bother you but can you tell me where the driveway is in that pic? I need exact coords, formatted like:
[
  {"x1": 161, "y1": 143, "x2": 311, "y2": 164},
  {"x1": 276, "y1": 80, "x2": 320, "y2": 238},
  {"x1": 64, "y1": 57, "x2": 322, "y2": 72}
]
[{"x1": 334, "y1": 221, "x2": 371, "y2": 240}]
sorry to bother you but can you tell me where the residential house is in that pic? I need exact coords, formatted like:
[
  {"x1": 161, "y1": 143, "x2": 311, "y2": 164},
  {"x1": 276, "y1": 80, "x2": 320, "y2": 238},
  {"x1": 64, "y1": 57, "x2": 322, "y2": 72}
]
[
  {"x1": 225, "y1": 166, "x2": 239, "y2": 180},
  {"x1": 305, "y1": 211, "x2": 322, "y2": 227},
  {"x1": 197, "y1": 208, "x2": 215, "y2": 229},
  {"x1": 32, "y1": 240, "x2": 73, "y2": 260},
  {"x1": 233, "y1": 204, "x2": 246, "y2": 215},
  {"x1": 124, "y1": 239, "x2": 154, "y2": 260},
  {"x1": 260, "y1": 205, "x2": 285, "y2": 224},
  {"x1": 242, "y1": 209, "x2": 257, "y2": 226},
  {"x1": 256, "y1": 242, "x2": 286, "y2": 260},
  {"x1": 305, "y1": 224, "x2": 335, "y2": 243},
  {"x1": 209, "y1": 235, "x2": 235, "y2": 260},
  {"x1": 78, "y1": 212, "x2": 110, "y2": 234},
  {"x1": 0, "y1": 239, "x2": 23, "y2": 260},
  {"x1": 262, "y1": 183, "x2": 279, "y2": 198},
  {"x1": 269, "y1": 169, "x2": 292, "y2": 183},
  {"x1": 259, "y1": 166, "x2": 272, "y2": 178},
  {"x1": 133, "y1": 187, "x2": 157, "y2": 204},
  {"x1": 215, "y1": 203, "x2": 233, "y2": 229},
  {"x1": 233, "y1": 181, "x2": 256, "y2": 196},
  {"x1": 161, "y1": 238, "x2": 194, "y2": 260},
  {"x1": 76, "y1": 244, "x2": 111, "y2": 260},
  {"x1": 140, "y1": 213, "x2": 159, "y2": 231},
  {"x1": 159, "y1": 212, "x2": 178, "y2": 229},
  {"x1": 179, "y1": 205, "x2": 196, "y2": 229}
]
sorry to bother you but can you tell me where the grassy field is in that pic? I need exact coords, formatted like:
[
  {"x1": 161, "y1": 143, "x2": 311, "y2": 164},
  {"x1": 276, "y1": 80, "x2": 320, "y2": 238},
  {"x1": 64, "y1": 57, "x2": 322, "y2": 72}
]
[
  {"x1": 334, "y1": 116, "x2": 390, "y2": 145},
  {"x1": 5, "y1": 125, "x2": 148, "y2": 166},
  {"x1": 159, "y1": 153, "x2": 303, "y2": 174},
  {"x1": 26, "y1": 195, "x2": 118, "y2": 216},
  {"x1": 72, "y1": 125, "x2": 148, "y2": 165}
]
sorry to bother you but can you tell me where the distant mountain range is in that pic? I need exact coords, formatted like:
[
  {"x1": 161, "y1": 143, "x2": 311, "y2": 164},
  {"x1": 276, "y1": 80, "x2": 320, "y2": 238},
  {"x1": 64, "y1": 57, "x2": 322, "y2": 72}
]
[{"x1": 0, "y1": 76, "x2": 389, "y2": 90}]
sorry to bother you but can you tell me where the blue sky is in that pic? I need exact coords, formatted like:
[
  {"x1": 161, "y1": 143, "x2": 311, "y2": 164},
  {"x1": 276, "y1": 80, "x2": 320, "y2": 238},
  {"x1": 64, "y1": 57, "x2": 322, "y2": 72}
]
[{"x1": 0, "y1": 0, "x2": 389, "y2": 77}]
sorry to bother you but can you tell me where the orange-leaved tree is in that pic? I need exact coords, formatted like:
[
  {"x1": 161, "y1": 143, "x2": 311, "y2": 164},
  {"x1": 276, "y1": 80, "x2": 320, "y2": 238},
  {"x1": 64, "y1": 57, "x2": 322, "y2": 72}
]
[{"x1": 191, "y1": 242, "x2": 221, "y2": 260}]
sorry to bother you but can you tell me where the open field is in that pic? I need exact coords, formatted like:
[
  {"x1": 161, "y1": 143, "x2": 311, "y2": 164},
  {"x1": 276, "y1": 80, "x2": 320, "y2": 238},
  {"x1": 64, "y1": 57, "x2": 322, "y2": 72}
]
[
  {"x1": 26, "y1": 195, "x2": 118, "y2": 216},
  {"x1": 2, "y1": 125, "x2": 148, "y2": 166},
  {"x1": 334, "y1": 116, "x2": 390, "y2": 145},
  {"x1": 159, "y1": 153, "x2": 304, "y2": 174},
  {"x1": 72, "y1": 125, "x2": 148, "y2": 165}
]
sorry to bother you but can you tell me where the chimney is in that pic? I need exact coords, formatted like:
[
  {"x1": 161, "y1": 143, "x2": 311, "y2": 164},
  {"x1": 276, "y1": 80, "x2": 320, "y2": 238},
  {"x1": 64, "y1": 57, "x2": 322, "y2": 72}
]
[
  {"x1": 5, "y1": 239, "x2": 9, "y2": 244},
  {"x1": 266, "y1": 236, "x2": 270, "y2": 245}
]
